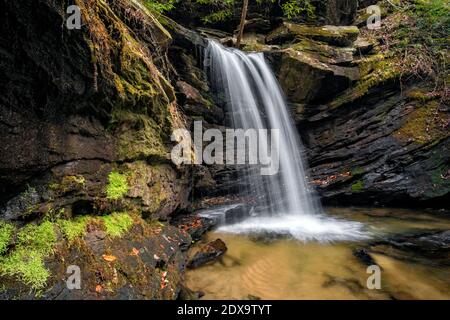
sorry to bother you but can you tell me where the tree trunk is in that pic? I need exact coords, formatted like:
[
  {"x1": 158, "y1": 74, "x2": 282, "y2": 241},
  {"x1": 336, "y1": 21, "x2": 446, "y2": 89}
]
[{"x1": 236, "y1": 0, "x2": 249, "y2": 48}]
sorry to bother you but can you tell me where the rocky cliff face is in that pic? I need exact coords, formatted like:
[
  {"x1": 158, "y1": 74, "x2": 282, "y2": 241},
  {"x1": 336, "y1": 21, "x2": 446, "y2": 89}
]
[
  {"x1": 264, "y1": 8, "x2": 449, "y2": 207},
  {"x1": 0, "y1": 0, "x2": 195, "y2": 299},
  {"x1": 0, "y1": 0, "x2": 192, "y2": 219}
]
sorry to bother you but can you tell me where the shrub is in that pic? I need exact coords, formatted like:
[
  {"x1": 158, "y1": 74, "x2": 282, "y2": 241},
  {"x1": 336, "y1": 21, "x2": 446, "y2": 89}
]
[
  {"x1": 280, "y1": 0, "x2": 315, "y2": 20},
  {"x1": 143, "y1": 0, "x2": 178, "y2": 13}
]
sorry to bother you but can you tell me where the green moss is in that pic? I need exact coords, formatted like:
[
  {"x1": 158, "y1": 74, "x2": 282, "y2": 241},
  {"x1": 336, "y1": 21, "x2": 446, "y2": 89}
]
[
  {"x1": 101, "y1": 212, "x2": 134, "y2": 238},
  {"x1": 16, "y1": 221, "x2": 56, "y2": 253},
  {"x1": 269, "y1": 23, "x2": 359, "y2": 45},
  {"x1": 112, "y1": 110, "x2": 168, "y2": 161},
  {"x1": 405, "y1": 88, "x2": 436, "y2": 101},
  {"x1": 242, "y1": 43, "x2": 270, "y2": 52},
  {"x1": 330, "y1": 55, "x2": 401, "y2": 108},
  {"x1": 0, "y1": 249, "x2": 51, "y2": 291},
  {"x1": 351, "y1": 181, "x2": 364, "y2": 192},
  {"x1": 106, "y1": 171, "x2": 129, "y2": 200},
  {"x1": 77, "y1": 0, "x2": 176, "y2": 142},
  {"x1": 57, "y1": 217, "x2": 90, "y2": 243},
  {"x1": 0, "y1": 221, "x2": 15, "y2": 255},
  {"x1": 111, "y1": 29, "x2": 174, "y2": 120},
  {"x1": 0, "y1": 221, "x2": 57, "y2": 290},
  {"x1": 395, "y1": 100, "x2": 448, "y2": 144}
]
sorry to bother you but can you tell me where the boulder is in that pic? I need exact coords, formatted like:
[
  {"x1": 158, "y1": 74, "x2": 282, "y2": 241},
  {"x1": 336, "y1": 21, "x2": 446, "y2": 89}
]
[
  {"x1": 266, "y1": 38, "x2": 360, "y2": 105},
  {"x1": 187, "y1": 239, "x2": 228, "y2": 268},
  {"x1": 354, "y1": 36, "x2": 375, "y2": 55},
  {"x1": 172, "y1": 215, "x2": 216, "y2": 242},
  {"x1": 354, "y1": 230, "x2": 450, "y2": 269},
  {"x1": 266, "y1": 23, "x2": 359, "y2": 47},
  {"x1": 372, "y1": 231, "x2": 450, "y2": 258}
]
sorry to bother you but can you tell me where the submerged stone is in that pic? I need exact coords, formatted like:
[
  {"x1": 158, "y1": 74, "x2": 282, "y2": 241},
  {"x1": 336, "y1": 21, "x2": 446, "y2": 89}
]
[{"x1": 187, "y1": 239, "x2": 227, "y2": 268}]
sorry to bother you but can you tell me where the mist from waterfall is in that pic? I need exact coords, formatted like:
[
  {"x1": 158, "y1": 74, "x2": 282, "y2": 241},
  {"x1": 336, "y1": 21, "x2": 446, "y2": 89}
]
[{"x1": 203, "y1": 40, "x2": 370, "y2": 242}]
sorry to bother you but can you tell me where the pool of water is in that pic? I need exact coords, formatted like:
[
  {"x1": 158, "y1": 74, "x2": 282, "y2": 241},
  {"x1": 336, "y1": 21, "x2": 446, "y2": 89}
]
[{"x1": 186, "y1": 207, "x2": 450, "y2": 300}]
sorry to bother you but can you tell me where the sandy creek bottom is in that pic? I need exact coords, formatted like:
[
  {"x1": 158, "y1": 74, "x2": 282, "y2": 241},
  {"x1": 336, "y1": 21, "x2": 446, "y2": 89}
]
[{"x1": 186, "y1": 207, "x2": 450, "y2": 300}]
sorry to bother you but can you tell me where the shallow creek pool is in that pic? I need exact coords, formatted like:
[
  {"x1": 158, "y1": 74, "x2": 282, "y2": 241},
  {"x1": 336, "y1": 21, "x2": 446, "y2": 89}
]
[{"x1": 186, "y1": 207, "x2": 450, "y2": 300}]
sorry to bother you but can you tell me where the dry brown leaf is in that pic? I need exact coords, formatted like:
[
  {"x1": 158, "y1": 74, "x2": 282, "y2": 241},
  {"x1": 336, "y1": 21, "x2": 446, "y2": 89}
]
[{"x1": 102, "y1": 254, "x2": 117, "y2": 262}]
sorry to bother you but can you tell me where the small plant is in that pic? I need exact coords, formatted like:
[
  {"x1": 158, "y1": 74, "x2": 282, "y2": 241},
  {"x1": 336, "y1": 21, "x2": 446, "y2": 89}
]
[
  {"x1": 106, "y1": 171, "x2": 129, "y2": 200},
  {"x1": 281, "y1": 0, "x2": 316, "y2": 20},
  {"x1": 202, "y1": 9, "x2": 234, "y2": 24},
  {"x1": 101, "y1": 212, "x2": 134, "y2": 238},
  {"x1": 143, "y1": 0, "x2": 178, "y2": 13},
  {"x1": 195, "y1": 0, "x2": 235, "y2": 24}
]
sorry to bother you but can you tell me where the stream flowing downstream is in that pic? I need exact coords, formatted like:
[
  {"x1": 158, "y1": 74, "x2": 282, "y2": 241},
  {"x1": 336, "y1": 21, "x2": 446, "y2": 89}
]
[{"x1": 187, "y1": 207, "x2": 450, "y2": 300}]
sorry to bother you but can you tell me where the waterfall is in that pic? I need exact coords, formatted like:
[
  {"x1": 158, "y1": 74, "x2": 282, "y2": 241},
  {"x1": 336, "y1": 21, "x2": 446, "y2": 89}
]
[
  {"x1": 203, "y1": 40, "x2": 369, "y2": 242},
  {"x1": 205, "y1": 40, "x2": 321, "y2": 216}
]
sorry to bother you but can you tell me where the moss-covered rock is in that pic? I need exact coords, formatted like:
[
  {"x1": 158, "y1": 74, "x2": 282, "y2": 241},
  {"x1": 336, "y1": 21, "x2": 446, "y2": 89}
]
[
  {"x1": 328, "y1": 54, "x2": 401, "y2": 109},
  {"x1": 125, "y1": 161, "x2": 190, "y2": 219},
  {"x1": 280, "y1": 48, "x2": 359, "y2": 102},
  {"x1": 394, "y1": 100, "x2": 449, "y2": 144},
  {"x1": 267, "y1": 22, "x2": 359, "y2": 47},
  {"x1": 267, "y1": 37, "x2": 360, "y2": 105}
]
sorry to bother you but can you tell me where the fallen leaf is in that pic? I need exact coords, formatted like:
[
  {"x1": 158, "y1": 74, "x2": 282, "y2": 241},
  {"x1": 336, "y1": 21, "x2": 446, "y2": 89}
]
[
  {"x1": 102, "y1": 254, "x2": 117, "y2": 262},
  {"x1": 160, "y1": 271, "x2": 169, "y2": 289},
  {"x1": 130, "y1": 248, "x2": 140, "y2": 256},
  {"x1": 95, "y1": 285, "x2": 103, "y2": 293}
]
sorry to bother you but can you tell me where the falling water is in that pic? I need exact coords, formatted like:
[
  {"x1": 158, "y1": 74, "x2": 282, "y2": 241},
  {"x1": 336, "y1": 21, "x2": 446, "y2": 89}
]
[{"x1": 203, "y1": 40, "x2": 369, "y2": 242}]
